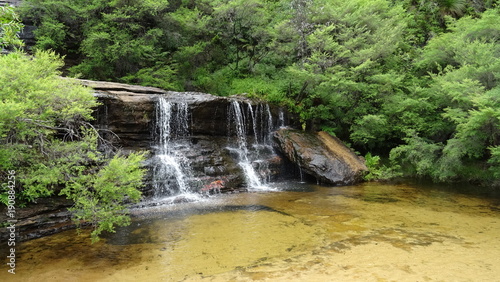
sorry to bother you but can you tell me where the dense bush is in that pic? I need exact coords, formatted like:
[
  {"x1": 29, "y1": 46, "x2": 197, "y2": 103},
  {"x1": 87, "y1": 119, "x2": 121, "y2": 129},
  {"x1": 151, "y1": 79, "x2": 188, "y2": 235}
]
[
  {"x1": 0, "y1": 50, "x2": 146, "y2": 241},
  {"x1": 15, "y1": 0, "x2": 500, "y2": 186}
]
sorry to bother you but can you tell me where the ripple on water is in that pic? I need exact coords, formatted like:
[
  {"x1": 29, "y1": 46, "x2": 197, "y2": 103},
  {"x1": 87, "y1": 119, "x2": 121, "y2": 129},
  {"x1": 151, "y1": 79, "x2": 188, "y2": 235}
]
[{"x1": 8, "y1": 182, "x2": 500, "y2": 282}]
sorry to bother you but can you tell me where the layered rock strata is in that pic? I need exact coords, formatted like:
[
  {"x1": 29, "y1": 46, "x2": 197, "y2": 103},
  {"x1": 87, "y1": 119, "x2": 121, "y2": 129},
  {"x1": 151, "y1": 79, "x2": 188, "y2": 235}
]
[{"x1": 274, "y1": 128, "x2": 367, "y2": 185}]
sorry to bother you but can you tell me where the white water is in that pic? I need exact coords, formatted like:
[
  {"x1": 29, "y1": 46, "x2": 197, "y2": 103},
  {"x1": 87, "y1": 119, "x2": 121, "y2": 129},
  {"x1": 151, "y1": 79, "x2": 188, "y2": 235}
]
[
  {"x1": 151, "y1": 98, "x2": 278, "y2": 197},
  {"x1": 278, "y1": 108, "x2": 286, "y2": 128},
  {"x1": 152, "y1": 97, "x2": 196, "y2": 199},
  {"x1": 263, "y1": 103, "x2": 273, "y2": 144},
  {"x1": 156, "y1": 155, "x2": 189, "y2": 194},
  {"x1": 228, "y1": 101, "x2": 276, "y2": 190}
]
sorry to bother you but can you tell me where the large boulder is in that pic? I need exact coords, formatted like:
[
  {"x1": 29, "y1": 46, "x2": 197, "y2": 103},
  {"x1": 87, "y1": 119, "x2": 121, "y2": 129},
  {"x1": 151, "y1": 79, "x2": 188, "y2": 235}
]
[{"x1": 273, "y1": 128, "x2": 367, "y2": 185}]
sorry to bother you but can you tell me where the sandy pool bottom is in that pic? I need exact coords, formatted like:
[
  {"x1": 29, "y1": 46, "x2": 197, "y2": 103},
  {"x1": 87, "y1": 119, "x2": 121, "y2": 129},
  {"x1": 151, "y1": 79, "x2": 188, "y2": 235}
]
[{"x1": 5, "y1": 183, "x2": 500, "y2": 281}]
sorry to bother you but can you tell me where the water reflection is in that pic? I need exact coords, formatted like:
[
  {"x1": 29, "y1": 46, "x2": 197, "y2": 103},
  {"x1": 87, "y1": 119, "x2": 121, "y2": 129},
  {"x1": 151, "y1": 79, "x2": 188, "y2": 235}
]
[{"x1": 7, "y1": 182, "x2": 500, "y2": 281}]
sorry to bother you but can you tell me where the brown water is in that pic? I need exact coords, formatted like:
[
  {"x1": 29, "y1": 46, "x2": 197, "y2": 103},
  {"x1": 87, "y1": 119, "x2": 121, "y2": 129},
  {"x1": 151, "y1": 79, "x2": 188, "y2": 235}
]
[{"x1": 4, "y1": 182, "x2": 500, "y2": 281}]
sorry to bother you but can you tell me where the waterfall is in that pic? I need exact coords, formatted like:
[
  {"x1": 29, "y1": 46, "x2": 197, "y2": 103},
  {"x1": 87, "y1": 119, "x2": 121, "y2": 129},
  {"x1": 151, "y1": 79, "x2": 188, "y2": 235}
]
[
  {"x1": 152, "y1": 97, "x2": 194, "y2": 198},
  {"x1": 149, "y1": 96, "x2": 279, "y2": 200},
  {"x1": 278, "y1": 108, "x2": 286, "y2": 128},
  {"x1": 228, "y1": 101, "x2": 275, "y2": 189}
]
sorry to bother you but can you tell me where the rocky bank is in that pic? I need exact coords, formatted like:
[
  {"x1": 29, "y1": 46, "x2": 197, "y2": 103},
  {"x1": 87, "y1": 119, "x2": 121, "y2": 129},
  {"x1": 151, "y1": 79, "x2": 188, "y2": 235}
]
[{"x1": 1, "y1": 79, "x2": 367, "y2": 241}]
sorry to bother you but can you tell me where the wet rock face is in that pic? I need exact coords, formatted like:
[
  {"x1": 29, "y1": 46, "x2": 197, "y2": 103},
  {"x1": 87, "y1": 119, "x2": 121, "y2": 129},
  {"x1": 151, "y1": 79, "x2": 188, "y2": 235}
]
[
  {"x1": 85, "y1": 80, "x2": 285, "y2": 194},
  {"x1": 273, "y1": 128, "x2": 368, "y2": 185},
  {"x1": 0, "y1": 0, "x2": 22, "y2": 6},
  {"x1": 142, "y1": 135, "x2": 248, "y2": 196},
  {"x1": 87, "y1": 79, "x2": 367, "y2": 189},
  {"x1": 88, "y1": 80, "x2": 239, "y2": 149},
  {"x1": 0, "y1": 197, "x2": 74, "y2": 242}
]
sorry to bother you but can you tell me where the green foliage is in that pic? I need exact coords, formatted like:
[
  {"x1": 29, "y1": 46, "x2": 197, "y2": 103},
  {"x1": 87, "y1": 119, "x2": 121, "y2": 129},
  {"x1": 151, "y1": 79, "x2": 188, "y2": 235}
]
[
  {"x1": 0, "y1": 5, "x2": 24, "y2": 49},
  {"x1": 208, "y1": 0, "x2": 275, "y2": 73},
  {"x1": 488, "y1": 146, "x2": 500, "y2": 179},
  {"x1": 417, "y1": 9, "x2": 500, "y2": 74},
  {"x1": 390, "y1": 134, "x2": 443, "y2": 178},
  {"x1": 60, "y1": 152, "x2": 145, "y2": 243},
  {"x1": 33, "y1": 16, "x2": 67, "y2": 51},
  {"x1": 230, "y1": 76, "x2": 282, "y2": 99},
  {"x1": 19, "y1": 0, "x2": 500, "y2": 187},
  {"x1": 0, "y1": 51, "x2": 146, "y2": 241},
  {"x1": 121, "y1": 62, "x2": 179, "y2": 90},
  {"x1": 387, "y1": 9, "x2": 500, "y2": 184},
  {"x1": 21, "y1": 0, "x2": 174, "y2": 84},
  {"x1": 351, "y1": 115, "x2": 390, "y2": 146},
  {"x1": 363, "y1": 152, "x2": 401, "y2": 181},
  {"x1": 280, "y1": 0, "x2": 410, "y2": 134},
  {"x1": 364, "y1": 152, "x2": 382, "y2": 181},
  {"x1": 0, "y1": 50, "x2": 96, "y2": 143}
]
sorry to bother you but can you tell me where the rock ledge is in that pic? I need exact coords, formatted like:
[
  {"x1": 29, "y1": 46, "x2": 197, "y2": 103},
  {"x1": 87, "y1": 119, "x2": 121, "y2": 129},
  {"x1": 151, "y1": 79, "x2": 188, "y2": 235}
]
[{"x1": 274, "y1": 128, "x2": 367, "y2": 185}]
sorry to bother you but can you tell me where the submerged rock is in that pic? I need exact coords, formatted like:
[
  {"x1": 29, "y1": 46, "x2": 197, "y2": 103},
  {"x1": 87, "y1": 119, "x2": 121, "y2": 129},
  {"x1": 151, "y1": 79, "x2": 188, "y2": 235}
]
[{"x1": 273, "y1": 128, "x2": 367, "y2": 185}]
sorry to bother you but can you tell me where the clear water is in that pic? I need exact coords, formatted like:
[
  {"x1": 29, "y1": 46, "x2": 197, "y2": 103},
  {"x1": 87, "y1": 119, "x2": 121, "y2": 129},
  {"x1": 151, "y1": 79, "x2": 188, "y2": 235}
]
[{"x1": 6, "y1": 182, "x2": 500, "y2": 281}]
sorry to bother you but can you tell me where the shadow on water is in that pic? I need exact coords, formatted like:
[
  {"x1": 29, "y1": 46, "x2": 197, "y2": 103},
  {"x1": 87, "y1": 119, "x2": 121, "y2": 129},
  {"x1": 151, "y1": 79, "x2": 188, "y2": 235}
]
[
  {"x1": 404, "y1": 178, "x2": 500, "y2": 198},
  {"x1": 104, "y1": 204, "x2": 293, "y2": 245},
  {"x1": 403, "y1": 179, "x2": 500, "y2": 211},
  {"x1": 329, "y1": 178, "x2": 500, "y2": 207}
]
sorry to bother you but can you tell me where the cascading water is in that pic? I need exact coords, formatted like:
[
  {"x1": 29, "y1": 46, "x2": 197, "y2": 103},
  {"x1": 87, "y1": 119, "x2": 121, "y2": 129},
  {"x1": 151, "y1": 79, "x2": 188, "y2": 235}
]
[
  {"x1": 278, "y1": 108, "x2": 286, "y2": 128},
  {"x1": 253, "y1": 103, "x2": 274, "y2": 145},
  {"x1": 228, "y1": 101, "x2": 275, "y2": 189},
  {"x1": 148, "y1": 96, "x2": 281, "y2": 201},
  {"x1": 152, "y1": 96, "x2": 194, "y2": 198}
]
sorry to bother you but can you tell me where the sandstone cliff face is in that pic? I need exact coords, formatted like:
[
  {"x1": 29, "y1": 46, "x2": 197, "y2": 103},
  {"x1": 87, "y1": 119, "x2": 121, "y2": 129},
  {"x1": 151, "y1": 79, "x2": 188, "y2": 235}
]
[
  {"x1": 85, "y1": 80, "x2": 284, "y2": 195},
  {"x1": 86, "y1": 79, "x2": 367, "y2": 188},
  {"x1": 274, "y1": 128, "x2": 367, "y2": 185},
  {"x1": 87, "y1": 80, "x2": 271, "y2": 148},
  {"x1": 87, "y1": 80, "x2": 160, "y2": 149}
]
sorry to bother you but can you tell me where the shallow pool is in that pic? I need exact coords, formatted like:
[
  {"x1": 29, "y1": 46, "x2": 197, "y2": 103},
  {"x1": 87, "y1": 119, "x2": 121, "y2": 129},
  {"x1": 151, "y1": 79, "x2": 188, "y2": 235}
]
[{"x1": 5, "y1": 182, "x2": 500, "y2": 281}]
